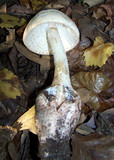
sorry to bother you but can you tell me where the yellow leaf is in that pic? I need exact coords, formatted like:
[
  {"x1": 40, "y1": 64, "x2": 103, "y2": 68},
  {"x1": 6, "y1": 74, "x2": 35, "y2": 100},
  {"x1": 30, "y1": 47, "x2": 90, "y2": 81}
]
[
  {"x1": 0, "y1": 81, "x2": 21, "y2": 99},
  {"x1": 0, "y1": 68, "x2": 23, "y2": 100},
  {"x1": 0, "y1": 68, "x2": 17, "y2": 80},
  {"x1": 84, "y1": 36, "x2": 114, "y2": 67},
  {"x1": 29, "y1": 0, "x2": 48, "y2": 10},
  {"x1": 0, "y1": 14, "x2": 26, "y2": 28},
  {"x1": 13, "y1": 106, "x2": 37, "y2": 135}
]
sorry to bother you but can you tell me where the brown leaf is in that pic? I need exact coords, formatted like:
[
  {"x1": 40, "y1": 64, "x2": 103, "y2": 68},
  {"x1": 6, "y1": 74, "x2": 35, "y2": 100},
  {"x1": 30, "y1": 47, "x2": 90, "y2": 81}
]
[
  {"x1": 98, "y1": 98, "x2": 114, "y2": 112},
  {"x1": 91, "y1": 1, "x2": 114, "y2": 32},
  {"x1": 15, "y1": 41, "x2": 54, "y2": 73},
  {"x1": 68, "y1": 47, "x2": 85, "y2": 74},
  {"x1": 100, "y1": 3, "x2": 114, "y2": 32},
  {"x1": 46, "y1": 3, "x2": 65, "y2": 9},
  {"x1": 95, "y1": 109, "x2": 114, "y2": 134},
  {"x1": 8, "y1": 130, "x2": 30, "y2": 160},
  {"x1": 7, "y1": 4, "x2": 35, "y2": 15},
  {"x1": 72, "y1": 3, "x2": 88, "y2": 19},
  {"x1": 49, "y1": 0, "x2": 70, "y2": 8},
  {"x1": 0, "y1": 29, "x2": 15, "y2": 52},
  {"x1": 101, "y1": 108, "x2": 114, "y2": 129},
  {"x1": 0, "y1": 3, "x2": 6, "y2": 13},
  {"x1": 20, "y1": 0, "x2": 31, "y2": 9},
  {"x1": 71, "y1": 71, "x2": 112, "y2": 111},
  {"x1": 61, "y1": 7, "x2": 72, "y2": 17},
  {"x1": 71, "y1": 133, "x2": 114, "y2": 160},
  {"x1": 92, "y1": 7, "x2": 106, "y2": 19},
  {"x1": 83, "y1": 0, "x2": 104, "y2": 7},
  {"x1": 0, "y1": 126, "x2": 17, "y2": 160},
  {"x1": 78, "y1": 16, "x2": 109, "y2": 43},
  {"x1": 16, "y1": 24, "x2": 27, "y2": 38},
  {"x1": 102, "y1": 55, "x2": 114, "y2": 84},
  {"x1": 8, "y1": 45, "x2": 18, "y2": 74}
]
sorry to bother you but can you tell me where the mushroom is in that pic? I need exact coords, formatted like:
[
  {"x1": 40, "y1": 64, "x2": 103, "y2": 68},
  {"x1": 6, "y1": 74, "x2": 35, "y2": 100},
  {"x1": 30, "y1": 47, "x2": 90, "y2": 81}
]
[{"x1": 23, "y1": 9, "x2": 81, "y2": 160}]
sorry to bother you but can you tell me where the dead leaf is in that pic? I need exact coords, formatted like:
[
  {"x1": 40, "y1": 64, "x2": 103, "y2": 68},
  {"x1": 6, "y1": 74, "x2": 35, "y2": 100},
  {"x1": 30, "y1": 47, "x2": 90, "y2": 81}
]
[
  {"x1": 101, "y1": 108, "x2": 114, "y2": 128},
  {"x1": 76, "y1": 108, "x2": 114, "y2": 135},
  {"x1": 46, "y1": 3, "x2": 64, "y2": 9},
  {"x1": 92, "y1": 7, "x2": 106, "y2": 19},
  {"x1": 102, "y1": 55, "x2": 114, "y2": 83},
  {"x1": 20, "y1": 0, "x2": 30, "y2": 8},
  {"x1": 71, "y1": 133, "x2": 114, "y2": 160},
  {"x1": 8, "y1": 130, "x2": 29, "y2": 160},
  {"x1": 0, "y1": 3, "x2": 6, "y2": 13},
  {"x1": 76, "y1": 124, "x2": 95, "y2": 135},
  {"x1": 0, "y1": 126, "x2": 17, "y2": 160},
  {"x1": 7, "y1": 4, "x2": 35, "y2": 15},
  {"x1": 92, "y1": 2, "x2": 114, "y2": 32},
  {"x1": 0, "y1": 68, "x2": 23, "y2": 100},
  {"x1": 61, "y1": 7, "x2": 72, "y2": 17},
  {"x1": 0, "y1": 29, "x2": 15, "y2": 52},
  {"x1": 15, "y1": 41, "x2": 54, "y2": 73},
  {"x1": 72, "y1": 3, "x2": 88, "y2": 19},
  {"x1": 100, "y1": 3, "x2": 113, "y2": 32},
  {"x1": 8, "y1": 45, "x2": 18, "y2": 74},
  {"x1": 29, "y1": 0, "x2": 48, "y2": 10},
  {"x1": 46, "y1": 0, "x2": 70, "y2": 9},
  {"x1": 95, "y1": 110, "x2": 114, "y2": 135},
  {"x1": 83, "y1": 0, "x2": 104, "y2": 7},
  {"x1": 68, "y1": 47, "x2": 85, "y2": 74},
  {"x1": 78, "y1": 16, "x2": 109, "y2": 43},
  {"x1": 0, "y1": 14, "x2": 26, "y2": 28},
  {"x1": 16, "y1": 24, "x2": 27, "y2": 38},
  {"x1": 84, "y1": 36, "x2": 114, "y2": 67},
  {"x1": 71, "y1": 71, "x2": 112, "y2": 110},
  {"x1": 13, "y1": 106, "x2": 37, "y2": 134}
]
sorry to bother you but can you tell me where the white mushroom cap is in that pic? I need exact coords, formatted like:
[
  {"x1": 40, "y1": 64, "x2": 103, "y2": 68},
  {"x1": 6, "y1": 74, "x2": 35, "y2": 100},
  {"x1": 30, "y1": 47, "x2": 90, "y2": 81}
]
[{"x1": 23, "y1": 9, "x2": 80, "y2": 55}]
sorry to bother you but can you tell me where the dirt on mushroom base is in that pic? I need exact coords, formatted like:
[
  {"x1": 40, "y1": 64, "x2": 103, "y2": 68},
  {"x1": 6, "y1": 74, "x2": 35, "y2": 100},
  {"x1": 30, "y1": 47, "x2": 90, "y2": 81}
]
[{"x1": 39, "y1": 137, "x2": 71, "y2": 160}]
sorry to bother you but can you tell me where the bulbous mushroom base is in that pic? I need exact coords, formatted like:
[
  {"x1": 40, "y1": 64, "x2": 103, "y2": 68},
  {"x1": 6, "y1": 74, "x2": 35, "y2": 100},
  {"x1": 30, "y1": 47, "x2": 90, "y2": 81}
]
[
  {"x1": 35, "y1": 85, "x2": 81, "y2": 159},
  {"x1": 38, "y1": 137, "x2": 71, "y2": 160}
]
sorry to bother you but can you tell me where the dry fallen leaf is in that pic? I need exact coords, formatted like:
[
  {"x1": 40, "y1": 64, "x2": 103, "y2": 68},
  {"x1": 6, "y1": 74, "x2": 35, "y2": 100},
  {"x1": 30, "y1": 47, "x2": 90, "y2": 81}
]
[
  {"x1": 20, "y1": 0, "x2": 30, "y2": 8},
  {"x1": 0, "y1": 29, "x2": 15, "y2": 52},
  {"x1": 7, "y1": 4, "x2": 35, "y2": 15},
  {"x1": 102, "y1": 55, "x2": 114, "y2": 84},
  {"x1": 71, "y1": 71, "x2": 112, "y2": 111},
  {"x1": 95, "y1": 109, "x2": 114, "y2": 135},
  {"x1": 29, "y1": 0, "x2": 48, "y2": 10},
  {"x1": 0, "y1": 68, "x2": 23, "y2": 100},
  {"x1": 13, "y1": 106, "x2": 37, "y2": 134},
  {"x1": 71, "y1": 133, "x2": 114, "y2": 160},
  {"x1": 0, "y1": 14, "x2": 26, "y2": 28},
  {"x1": 100, "y1": 3, "x2": 114, "y2": 32},
  {"x1": 0, "y1": 3, "x2": 6, "y2": 13},
  {"x1": 83, "y1": 0, "x2": 104, "y2": 7},
  {"x1": 0, "y1": 126, "x2": 17, "y2": 160},
  {"x1": 84, "y1": 36, "x2": 114, "y2": 67}
]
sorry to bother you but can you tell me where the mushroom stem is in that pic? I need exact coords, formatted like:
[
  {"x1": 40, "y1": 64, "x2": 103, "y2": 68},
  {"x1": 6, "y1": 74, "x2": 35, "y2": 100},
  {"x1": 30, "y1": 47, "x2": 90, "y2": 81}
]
[{"x1": 47, "y1": 27, "x2": 72, "y2": 88}]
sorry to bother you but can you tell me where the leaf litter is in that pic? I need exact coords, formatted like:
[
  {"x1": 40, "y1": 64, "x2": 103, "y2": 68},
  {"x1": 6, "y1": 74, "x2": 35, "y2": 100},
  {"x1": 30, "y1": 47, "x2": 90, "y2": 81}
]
[{"x1": 0, "y1": 0, "x2": 114, "y2": 159}]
